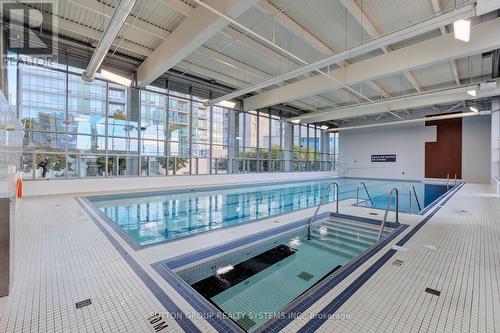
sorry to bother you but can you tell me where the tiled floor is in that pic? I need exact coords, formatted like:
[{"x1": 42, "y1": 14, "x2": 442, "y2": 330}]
[{"x1": 0, "y1": 183, "x2": 498, "y2": 332}]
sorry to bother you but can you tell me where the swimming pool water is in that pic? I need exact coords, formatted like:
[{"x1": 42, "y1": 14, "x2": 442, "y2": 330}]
[
  {"x1": 179, "y1": 217, "x2": 394, "y2": 332},
  {"x1": 88, "y1": 178, "x2": 450, "y2": 246}
]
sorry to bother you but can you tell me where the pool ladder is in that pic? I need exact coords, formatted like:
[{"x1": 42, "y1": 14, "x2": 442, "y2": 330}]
[
  {"x1": 446, "y1": 173, "x2": 458, "y2": 189},
  {"x1": 378, "y1": 187, "x2": 399, "y2": 240},
  {"x1": 306, "y1": 182, "x2": 339, "y2": 240},
  {"x1": 356, "y1": 182, "x2": 374, "y2": 207},
  {"x1": 408, "y1": 185, "x2": 422, "y2": 214}
]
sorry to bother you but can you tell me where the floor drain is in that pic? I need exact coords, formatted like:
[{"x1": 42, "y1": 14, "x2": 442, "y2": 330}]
[
  {"x1": 425, "y1": 287, "x2": 441, "y2": 296},
  {"x1": 297, "y1": 271, "x2": 314, "y2": 281},
  {"x1": 369, "y1": 212, "x2": 378, "y2": 216},
  {"x1": 75, "y1": 299, "x2": 92, "y2": 309},
  {"x1": 392, "y1": 259, "x2": 404, "y2": 266},
  {"x1": 273, "y1": 220, "x2": 280, "y2": 223}
]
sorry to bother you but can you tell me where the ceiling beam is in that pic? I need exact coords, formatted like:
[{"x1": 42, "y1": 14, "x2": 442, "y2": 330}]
[
  {"x1": 430, "y1": 0, "x2": 461, "y2": 85},
  {"x1": 209, "y1": 4, "x2": 474, "y2": 106},
  {"x1": 136, "y1": 0, "x2": 259, "y2": 87},
  {"x1": 254, "y1": 0, "x2": 334, "y2": 55},
  {"x1": 338, "y1": 0, "x2": 423, "y2": 92},
  {"x1": 256, "y1": 0, "x2": 391, "y2": 100},
  {"x1": 242, "y1": 17, "x2": 500, "y2": 111},
  {"x1": 331, "y1": 110, "x2": 488, "y2": 132},
  {"x1": 293, "y1": 80, "x2": 500, "y2": 122}
]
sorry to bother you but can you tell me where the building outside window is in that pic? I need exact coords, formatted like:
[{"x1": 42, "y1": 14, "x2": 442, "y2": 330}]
[{"x1": 14, "y1": 57, "x2": 337, "y2": 179}]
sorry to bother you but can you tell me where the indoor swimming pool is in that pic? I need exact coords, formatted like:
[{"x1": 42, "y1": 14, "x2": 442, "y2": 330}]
[
  {"x1": 87, "y1": 177, "x2": 452, "y2": 246},
  {"x1": 173, "y1": 216, "x2": 398, "y2": 332}
]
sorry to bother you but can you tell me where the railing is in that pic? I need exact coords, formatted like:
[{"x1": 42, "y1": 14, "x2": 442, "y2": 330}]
[
  {"x1": 408, "y1": 185, "x2": 422, "y2": 214},
  {"x1": 446, "y1": 173, "x2": 458, "y2": 190},
  {"x1": 356, "y1": 181, "x2": 374, "y2": 207},
  {"x1": 306, "y1": 182, "x2": 339, "y2": 240},
  {"x1": 378, "y1": 187, "x2": 399, "y2": 240}
]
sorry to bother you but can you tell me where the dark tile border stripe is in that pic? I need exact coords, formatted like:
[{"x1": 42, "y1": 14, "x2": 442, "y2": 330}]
[
  {"x1": 258, "y1": 223, "x2": 408, "y2": 333},
  {"x1": 84, "y1": 180, "x2": 365, "y2": 250},
  {"x1": 75, "y1": 197, "x2": 202, "y2": 333},
  {"x1": 153, "y1": 213, "x2": 406, "y2": 333},
  {"x1": 419, "y1": 182, "x2": 461, "y2": 215},
  {"x1": 159, "y1": 212, "x2": 332, "y2": 270},
  {"x1": 151, "y1": 261, "x2": 244, "y2": 333},
  {"x1": 83, "y1": 177, "x2": 436, "y2": 250},
  {"x1": 293, "y1": 182, "x2": 464, "y2": 333}
]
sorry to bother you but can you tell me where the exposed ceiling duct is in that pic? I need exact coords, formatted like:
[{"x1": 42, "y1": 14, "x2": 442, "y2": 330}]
[
  {"x1": 207, "y1": 3, "x2": 474, "y2": 107},
  {"x1": 82, "y1": 0, "x2": 137, "y2": 82},
  {"x1": 329, "y1": 110, "x2": 491, "y2": 132},
  {"x1": 289, "y1": 79, "x2": 500, "y2": 123}
]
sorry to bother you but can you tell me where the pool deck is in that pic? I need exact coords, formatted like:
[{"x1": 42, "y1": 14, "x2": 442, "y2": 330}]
[{"x1": 0, "y1": 182, "x2": 498, "y2": 332}]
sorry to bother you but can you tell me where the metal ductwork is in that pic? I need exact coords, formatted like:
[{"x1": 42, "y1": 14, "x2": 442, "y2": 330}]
[{"x1": 81, "y1": 0, "x2": 137, "y2": 82}]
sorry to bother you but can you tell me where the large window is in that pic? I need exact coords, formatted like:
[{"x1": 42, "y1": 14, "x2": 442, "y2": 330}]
[{"x1": 15, "y1": 58, "x2": 337, "y2": 178}]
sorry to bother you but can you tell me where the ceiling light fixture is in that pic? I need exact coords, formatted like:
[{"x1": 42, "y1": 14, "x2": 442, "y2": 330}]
[
  {"x1": 469, "y1": 106, "x2": 478, "y2": 113},
  {"x1": 290, "y1": 119, "x2": 301, "y2": 124},
  {"x1": 453, "y1": 19, "x2": 471, "y2": 42},
  {"x1": 101, "y1": 69, "x2": 132, "y2": 87},
  {"x1": 467, "y1": 89, "x2": 476, "y2": 97},
  {"x1": 217, "y1": 100, "x2": 236, "y2": 109}
]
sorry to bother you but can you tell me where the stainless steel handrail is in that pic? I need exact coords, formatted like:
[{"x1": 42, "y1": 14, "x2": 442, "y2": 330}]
[
  {"x1": 378, "y1": 187, "x2": 399, "y2": 240},
  {"x1": 454, "y1": 173, "x2": 457, "y2": 186},
  {"x1": 446, "y1": 173, "x2": 450, "y2": 189},
  {"x1": 356, "y1": 182, "x2": 374, "y2": 207},
  {"x1": 408, "y1": 185, "x2": 422, "y2": 214},
  {"x1": 306, "y1": 182, "x2": 339, "y2": 240}
]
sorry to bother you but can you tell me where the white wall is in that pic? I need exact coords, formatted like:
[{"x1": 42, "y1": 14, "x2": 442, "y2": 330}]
[
  {"x1": 339, "y1": 116, "x2": 491, "y2": 183},
  {"x1": 339, "y1": 123, "x2": 436, "y2": 180},
  {"x1": 23, "y1": 171, "x2": 337, "y2": 197},
  {"x1": 462, "y1": 115, "x2": 491, "y2": 183}
]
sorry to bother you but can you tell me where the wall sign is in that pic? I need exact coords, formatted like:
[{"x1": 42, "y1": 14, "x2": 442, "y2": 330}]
[{"x1": 371, "y1": 154, "x2": 396, "y2": 162}]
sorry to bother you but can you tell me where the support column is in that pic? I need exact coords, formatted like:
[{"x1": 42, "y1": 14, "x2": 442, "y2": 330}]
[
  {"x1": 320, "y1": 130, "x2": 330, "y2": 171},
  {"x1": 283, "y1": 122, "x2": 293, "y2": 172},
  {"x1": 228, "y1": 110, "x2": 238, "y2": 173},
  {"x1": 492, "y1": 97, "x2": 500, "y2": 191},
  {"x1": 129, "y1": 88, "x2": 140, "y2": 176}
]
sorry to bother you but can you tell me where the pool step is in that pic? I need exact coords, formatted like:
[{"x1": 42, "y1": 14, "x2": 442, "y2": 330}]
[
  {"x1": 324, "y1": 219, "x2": 391, "y2": 237},
  {"x1": 307, "y1": 239, "x2": 357, "y2": 260},
  {"x1": 310, "y1": 230, "x2": 369, "y2": 254},
  {"x1": 314, "y1": 222, "x2": 378, "y2": 244},
  {"x1": 314, "y1": 224, "x2": 378, "y2": 247}
]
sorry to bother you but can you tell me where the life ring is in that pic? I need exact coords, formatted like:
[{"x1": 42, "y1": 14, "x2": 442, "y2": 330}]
[{"x1": 16, "y1": 178, "x2": 23, "y2": 199}]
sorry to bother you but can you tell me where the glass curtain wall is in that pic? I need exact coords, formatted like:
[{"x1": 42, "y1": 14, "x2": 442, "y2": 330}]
[{"x1": 16, "y1": 59, "x2": 337, "y2": 179}]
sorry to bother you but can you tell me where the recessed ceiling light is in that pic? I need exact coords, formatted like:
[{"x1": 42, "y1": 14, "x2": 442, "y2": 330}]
[{"x1": 453, "y1": 19, "x2": 471, "y2": 42}]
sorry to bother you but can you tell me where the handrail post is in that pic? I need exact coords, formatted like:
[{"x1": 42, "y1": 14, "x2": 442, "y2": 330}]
[
  {"x1": 446, "y1": 173, "x2": 450, "y2": 189},
  {"x1": 307, "y1": 182, "x2": 339, "y2": 240},
  {"x1": 409, "y1": 185, "x2": 422, "y2": 213},
  {"x1": 378, "y1": 187, "x2": 399, "y2": 240},
  {"x1": 356, "y1": 184, "x2": 360, "y2": 205},
  {"x1": 356, "y1": 182, "x2": 373, "y2": 207},
  {"x1": 454, "y1": 173, "x2": 457, "y2": 186},
  {"x1": 409, "y1": 188, "x2": 412, "y2": 214},
  {"x1": 362, "y1": 182, "x2": 374, "y2": 207}
]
